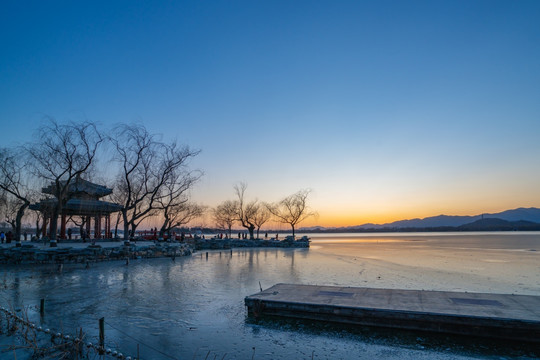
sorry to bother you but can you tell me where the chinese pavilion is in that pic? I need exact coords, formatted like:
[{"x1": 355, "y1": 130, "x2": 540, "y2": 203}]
[{"x1": 30, "y1": 177, "x2": 123, "y2": 245}]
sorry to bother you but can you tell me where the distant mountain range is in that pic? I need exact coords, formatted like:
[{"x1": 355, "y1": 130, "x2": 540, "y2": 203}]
[{"x1": 300, "y1": 207, "x2": 540, "y2": 232}]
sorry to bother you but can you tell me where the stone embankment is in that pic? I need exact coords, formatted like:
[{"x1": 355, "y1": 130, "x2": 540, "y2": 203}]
[
  {"x1": 0, "y1": 242, "x2": 192, "y2": 265},
  {"x1": 0, "y1": 235, "x2": 309, "y2": 264},
  {"x1": 188, "y1": 236, "x2": 310, "y2": 250}
]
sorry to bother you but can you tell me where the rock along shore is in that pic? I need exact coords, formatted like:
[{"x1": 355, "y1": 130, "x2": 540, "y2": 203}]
[
  {"x1": 0, "y1": 242, "x2": 192, "y2": 265},
  {"x1": 187, "y1": 236, "x2": 311, "y2": 250},
  {"x1": 0, "y1": 236, "x2": 310, "y2": 264}
]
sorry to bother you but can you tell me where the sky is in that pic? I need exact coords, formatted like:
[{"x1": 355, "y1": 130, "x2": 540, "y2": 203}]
[{"x1": 1, "y1": 1, "x2": 540, "y2": 228}]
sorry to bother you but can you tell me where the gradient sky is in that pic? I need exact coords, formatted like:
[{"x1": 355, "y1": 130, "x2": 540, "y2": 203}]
[{"x1": 1, "y1": 1, "x2": 540, "y2": 227}]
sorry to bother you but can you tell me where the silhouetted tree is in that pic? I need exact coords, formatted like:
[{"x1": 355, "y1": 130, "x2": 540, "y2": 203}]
[
  {"x1": 253, "y1": 203, "x2": 271, "y2": 239},
  {"x1": 156, "y1": 164, "x2": 203, "y2": 238},
  {"x1": 32, "y1": 210, "x2": 43, "y2": 239},
  {"x1": 234, "y1": 182, "x2": 258, "y2": 239},
  {"x1": 110, "y1": 124, "x2": 200, "y2": 240},
  {"x1": 68, "y1": 215, "x2": 87, "y2": 240},
  {"x1": 213, "y1": 200, "x2": 237, "y2": 238},
  {"x1": 267, "y1": 189, "x2": 316, "y2": 237},
  {"x1": 0, "y1": 148, "x2": 38, "y2": 242}
]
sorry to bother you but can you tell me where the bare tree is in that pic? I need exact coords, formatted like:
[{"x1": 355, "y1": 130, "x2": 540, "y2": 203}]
[
  {"x1": 159, "y1": 199, "x2": 205, "y2": 239},
  {"x1": 68, "y1": 215, "x2": 87, "y2": 241},
  {"x1": 26, "y1": 119, "x2": 103, "y2": 243},
  {"x1": 0, "y1": 148, "x2": 38, "y2": 243},
  {"x1": 252, "y1": 204, "x2": 271, "y2": 239},
  {"x1": 267, "y1": 189, "x2": 316, "y2": 237},
  {"x1": 32, "y1": 209, "x2": 43, "y2": 239},
  {"x1": 110, "y1": 124, "x2": 200, "y2": 240},
  {"x1": 213, "y1": 200, "x2": 237, "y2": 238},
  {"x1": 2, "y1": 196, "x2": 20, "y2": 236},
  {"x1": 156, "y1": 165, "x2": 203, "y2": 238},
  {"x1": 234, "y1": 183, "x2": 259, "y2": 239}
]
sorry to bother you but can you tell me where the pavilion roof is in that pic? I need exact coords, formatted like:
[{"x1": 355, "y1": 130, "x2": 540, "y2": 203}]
[{"x1": 42, "y1": 177, "x2": 112, "y2": 198}]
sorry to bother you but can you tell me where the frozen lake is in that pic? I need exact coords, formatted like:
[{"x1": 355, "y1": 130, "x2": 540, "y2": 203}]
[{"x1": 1, "y1": 232, "x2": 539, "y2": 359}]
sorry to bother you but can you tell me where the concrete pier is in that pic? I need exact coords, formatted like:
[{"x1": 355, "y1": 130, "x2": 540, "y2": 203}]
[{"x1": 245, "y1": 283, "x2": 540, "y2": 342}]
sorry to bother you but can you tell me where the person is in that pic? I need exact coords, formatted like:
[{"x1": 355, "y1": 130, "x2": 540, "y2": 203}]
[
  {"x1": 276, "y1": 233, "x2": 279, "y2": 240},
  {"x1": 6, "y1": 231, "x2": 13, "y2": 244},
  {"x1": 265, "y1": 232, "x2": 268, "y2": 239},
  {"x1": 67, "y1": 228, "x2": 72, "y2": 240},
  {"x1": 0, "y1": 231, "x2": 4, "y2": 243},
  {"x1": 24, "y1": 232, "x2": 28, "y2": 241}
]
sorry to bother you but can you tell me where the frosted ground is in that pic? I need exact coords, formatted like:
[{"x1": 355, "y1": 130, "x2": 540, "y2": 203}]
[{"x1": 1, "y1": 232, "x2": 539, "y2": 359}]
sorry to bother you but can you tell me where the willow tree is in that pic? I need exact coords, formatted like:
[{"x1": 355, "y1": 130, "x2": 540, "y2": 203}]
[
  {"x1": 213, "y1": 200, "x2": 237, "y2": 238},
  {"x1": 234, "y1": 182, "x2": 259, "y2": 239},
  {"x1": 156, "y1": 166, "x2": 204, "y2": 238},
  {"x1": 267, "y1": 189, "x2": 316, "y2": 237},
  {"x1": 253, "y1": 204, "x2": 271, "y2": 239},
  {"x1": 110, "y1": 124, "x2": 200, "y2": 240},
  {"x1": 0, "y1": 148, "x2": 36, "y2": 243}
]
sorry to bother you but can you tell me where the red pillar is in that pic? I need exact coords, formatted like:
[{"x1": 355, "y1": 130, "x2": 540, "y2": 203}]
[
  {"x1": 103, "y1": 215, "x2": 107, "y2": 239},
  {"x1": 60, "y1": 214, "x2": 67, "y2": 239},
  {"x1": 94, "y1": 216, "x2": 99, "y2": 239},
  {"x1": 98, "y1": 215, "x2": 103, "y2": 239},
  {"x1": 106, "y1": 214, "x2": 111, "y2": 239}
]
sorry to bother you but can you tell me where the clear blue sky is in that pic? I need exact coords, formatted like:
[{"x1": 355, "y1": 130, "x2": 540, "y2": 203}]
[{"x1": 1, "y1": 1, "x2": 539, "y2": 226}]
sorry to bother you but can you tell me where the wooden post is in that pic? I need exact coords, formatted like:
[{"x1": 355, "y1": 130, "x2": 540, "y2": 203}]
[
  {"x1": 40, "y1": 298, "x2": 45, "y2": 316},
  {"x1": 99, "y1": 317, "x2": 105, "y2": 352}
]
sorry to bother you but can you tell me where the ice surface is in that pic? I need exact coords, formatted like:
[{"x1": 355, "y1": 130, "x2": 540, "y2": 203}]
[{"x1": 0, "y1": 232, "x2": 538, "y2": 359}]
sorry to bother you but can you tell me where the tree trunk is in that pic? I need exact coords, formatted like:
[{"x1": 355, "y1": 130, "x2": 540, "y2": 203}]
[
  {"x1": 35, "y1": 216, "x2": 41, "y2": 238},
  {"x1": 130, "y1": 223, "x2": 137, "y2": 239},
  {"x1": 159, "y1": 225, "x2": 167, "y2": 240},
  {"x1": 256, "y1": 227, "x2": 260, "y2": 239},
  {"x1": 114, "y1": 212, "x2": 121, "y2": 239},
  {"x1": 15, "y1": 202, "x2": 29, "y2": 243},
  {"x1": 291, "y1": 224, "x2": 295, "y2": 238},
  {"x1": 122, "y1": 210, "x2": 130, "y2": 240},
  {"x1": 50, "y1": 208, "x2": 60, "y2": 240},
  {"x1": 248, "y1": 225, "x2": 255, "y2": 240}
]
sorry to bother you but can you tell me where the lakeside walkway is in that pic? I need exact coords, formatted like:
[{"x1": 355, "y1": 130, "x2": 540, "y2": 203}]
[{"x1": 245, "y1": 283, "x2": 540, "y2": 343}]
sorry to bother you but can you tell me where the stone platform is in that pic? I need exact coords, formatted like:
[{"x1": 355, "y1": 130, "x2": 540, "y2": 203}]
[{"x1": 245, "y1": 283, "x2": 540, "y2": 342}]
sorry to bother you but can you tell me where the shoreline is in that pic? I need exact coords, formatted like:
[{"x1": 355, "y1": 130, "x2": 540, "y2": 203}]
[{"x1": 0, "y1": 237, "x2": 310, "y2": 265}]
